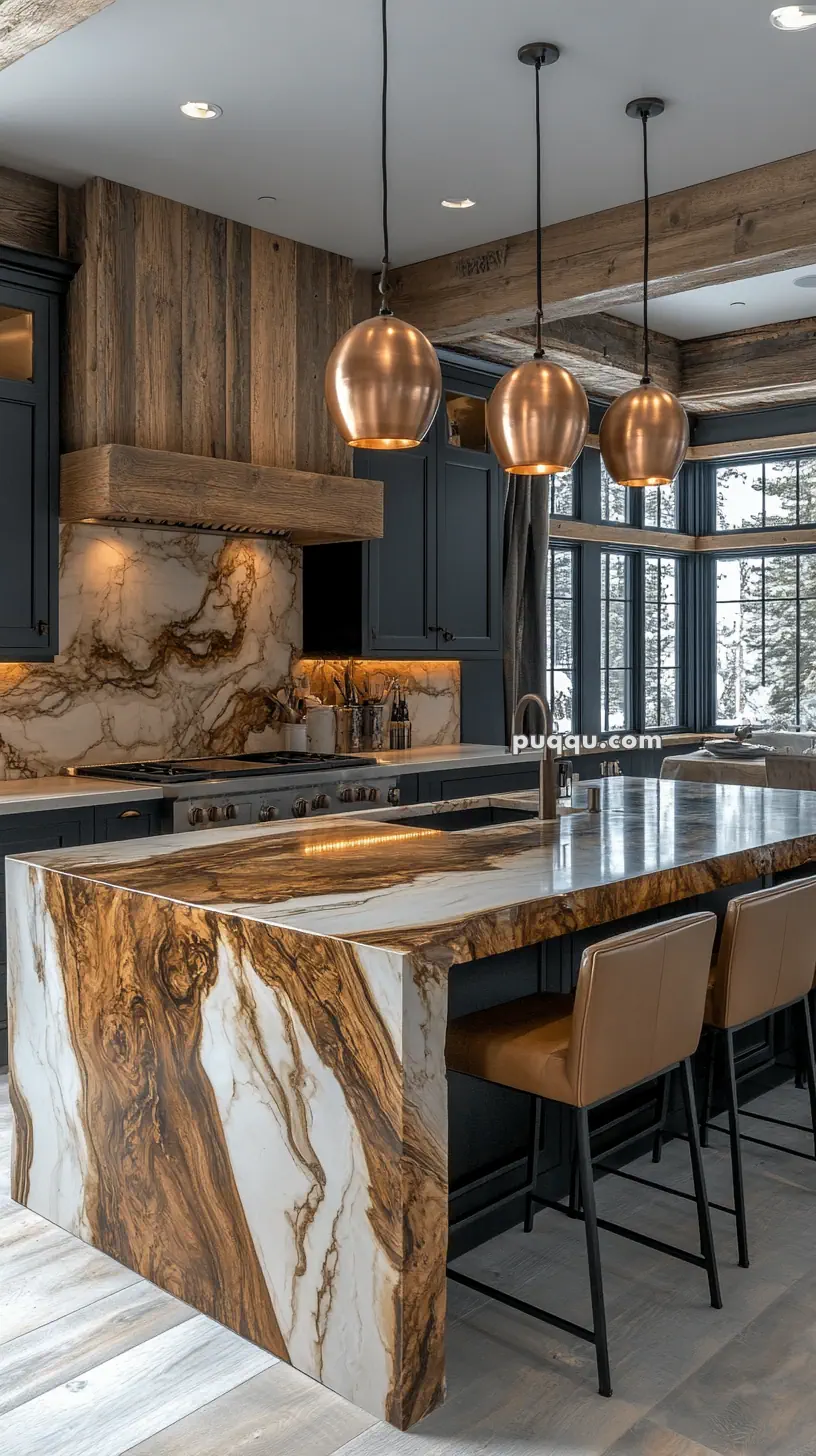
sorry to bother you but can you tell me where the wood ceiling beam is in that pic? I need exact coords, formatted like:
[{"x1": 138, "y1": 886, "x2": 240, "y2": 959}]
[
  {"x1": 391, "y1": 149, "x2": 816, "y2": 343},
  {"x1": 454, "y1": 314, "x2": 682, "y2": 398},
  {"x1": 452, "y1": 312, "x2": 816, "y2": 415},
  {"x1": 0, "y1": 0, "x2": 115, "y2": 71},
  {"x1": 680, "y1": 316, "x2": 816, "y2": 413}
]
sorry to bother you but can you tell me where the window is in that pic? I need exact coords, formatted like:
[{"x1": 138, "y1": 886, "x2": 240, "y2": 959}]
[
  {"x1": 549, "y1": 469, "x2": 574, "y2": 518},
  {"x1": 715, "y1": 457, "x2": 816, "y2": 530},
  {"x1": 715, "y1": 553, "x2": 816, "y2": 727},
  {"x1": 601, "y1": 461, "x2": 628, "y2": 523},
  {"x1": 644, "y1": 555, "x2": 679, "y2": 726},
  {"x1": 644, "y1": 482, "x2": 678, "y2": 530},
  {"x1": 547, "y1": 547, "x2": 576, "y2": 732},
  {"x1": 601, "y1": 551, "x2": 632, "y2": 730}
]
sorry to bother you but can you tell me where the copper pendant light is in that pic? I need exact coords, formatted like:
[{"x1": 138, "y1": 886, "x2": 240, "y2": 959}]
[
  {"x1": 600, "y1": 100, "x2": 689, "y2": 488},
  {"x1": 486, "y1": 43, "x2": 589, "y2": 475},
  {"x1": 324, "y1": 0, "x2": 441, "y2": 450}
]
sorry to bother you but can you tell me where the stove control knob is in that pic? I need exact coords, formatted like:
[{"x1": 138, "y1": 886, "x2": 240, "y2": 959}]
[
  {"x1": 367, "y1": 786, "x2": 380, "y2": 802},
  {"x1": 312, "y1": 793, "x2": 331, "y2": 811},
  {"x1": 188, "y1": 805, "x2": 206, "y2": 826},
  {"x1": 387, "y1": 786, "x2": 401, "y2": 806},
  {"x1": 207, "y1": 804, "x2": 224, "y2": 822},
  {"x1": 354, "y1": 786, "x2": 368, "y2": 801},
  {"x1": 258, "y1": 804, "x2": 279, "y2": 823},
  {"x1": 338, "y1": 786, "x2": 355, "y2": 803},
  {"x1": 292, "y1": 797, "x2": 310, "y2": 818},
  {"x1": 224, "y1": 803, "x2": 237, "y2": 821}
]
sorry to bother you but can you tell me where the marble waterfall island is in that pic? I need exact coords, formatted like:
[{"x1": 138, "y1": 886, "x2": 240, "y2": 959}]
[{"x1": 9, "y1": 778, "x2": 816, "y2": 1429}]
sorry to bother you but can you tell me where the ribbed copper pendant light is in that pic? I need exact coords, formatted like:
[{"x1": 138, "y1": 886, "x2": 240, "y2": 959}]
[
  {"x1": 324, "y1": 0, "x2": 441, "y2": 450},
  {"x1": 600, "y1": 100, "x2": 689, "y2": 489},
  {"x1": 486, "y1": 43, "x2": 589, "y2": 475}
]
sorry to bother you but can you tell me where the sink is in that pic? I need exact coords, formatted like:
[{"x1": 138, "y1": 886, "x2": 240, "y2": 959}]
[{"x1": 390, "y1": 805, "x2": 541, "y2": 832}]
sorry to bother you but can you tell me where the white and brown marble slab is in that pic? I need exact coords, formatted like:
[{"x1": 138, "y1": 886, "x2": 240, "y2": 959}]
[{"x1": 8, "y1": 778, "x2": 816, "y2": 1429}]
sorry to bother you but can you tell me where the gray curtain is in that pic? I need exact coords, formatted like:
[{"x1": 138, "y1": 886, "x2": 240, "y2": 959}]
[{"x1": 503, "y1": 477, "x2": 549, "y2": 739}]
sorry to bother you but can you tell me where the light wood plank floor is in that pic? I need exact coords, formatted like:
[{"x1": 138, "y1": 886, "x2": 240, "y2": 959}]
[{"x1": 3, "y1": 1073, "x2": 816, "y2": 1454}]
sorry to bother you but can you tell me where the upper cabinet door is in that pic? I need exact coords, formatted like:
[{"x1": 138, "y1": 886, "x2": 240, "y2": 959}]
[
  {"x1": 435, "y1": 380, "x2": 502, "y2": 655},
  {"x1": 363, "y1": 439, "x2": 438, "y2": 655},
  {"x1": 0, "y1": 276, "x2": 57, "y2": 659}
]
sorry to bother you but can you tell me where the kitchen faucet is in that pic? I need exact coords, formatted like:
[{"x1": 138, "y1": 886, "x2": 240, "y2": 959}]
[{"x1": 512, "y1": 692, "x2": 557, "y2": 821}]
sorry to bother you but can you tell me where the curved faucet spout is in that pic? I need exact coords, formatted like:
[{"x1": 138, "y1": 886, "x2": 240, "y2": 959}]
[{"x1": 512, "y1": 692, "x2": 557, "y2": 821}]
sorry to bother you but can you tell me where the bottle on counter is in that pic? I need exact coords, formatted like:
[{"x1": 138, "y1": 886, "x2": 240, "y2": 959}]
[{"x1": 389, "y1": 688, "x2": 412, "y2": 751}]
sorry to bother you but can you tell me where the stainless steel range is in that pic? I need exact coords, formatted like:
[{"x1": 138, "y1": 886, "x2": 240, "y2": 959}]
[{"x1": 67, "y1": 751, "x2": 402, "y2": 832}]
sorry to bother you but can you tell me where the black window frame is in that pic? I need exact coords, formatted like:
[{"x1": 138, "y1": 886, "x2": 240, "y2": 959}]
[{"x1": 712, "y1": 451, "x2": 816, "y2": 533}]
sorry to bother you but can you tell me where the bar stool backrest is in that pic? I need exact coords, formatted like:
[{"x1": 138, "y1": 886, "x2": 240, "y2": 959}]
[
  {"x1": 566, "y1": 912, "x2": 717, "y2": 1108},
  {"x1": 710, "y1": 876, "x2": 816, "y2": 1029},
  {"x1": 765, "y1": 756, "x2": 816, "y2": 790}
]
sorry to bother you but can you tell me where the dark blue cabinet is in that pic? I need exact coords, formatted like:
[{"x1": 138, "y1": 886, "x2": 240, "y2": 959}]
[
  {"x1": 0, "y1": 247, "x2": 75, "y2": 662},
  {"x1": 302, "y1": 361, "x2": 503, "y2": 660}
]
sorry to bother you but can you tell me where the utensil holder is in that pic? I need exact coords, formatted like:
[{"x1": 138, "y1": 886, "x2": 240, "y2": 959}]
[{"x1": 335, "y1": 705, "x2": 363, "y2": 753}]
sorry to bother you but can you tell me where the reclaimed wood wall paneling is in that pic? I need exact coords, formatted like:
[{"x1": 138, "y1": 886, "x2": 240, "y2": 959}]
[{"x1": 63, "y1": 179, "x2": 354, "y2": 477}]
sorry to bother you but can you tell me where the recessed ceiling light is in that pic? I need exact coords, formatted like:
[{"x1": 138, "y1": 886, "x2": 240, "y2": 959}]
[
  {"x1": 180, "y1": 101, "x2": 223, "y2": 120},
  {"x1": 794, "y1": 274, "x2": 816, "y2": 287},
  {"x1": 770, "y1": 6, "x2": 816, "y2": 30},
  {"x1": 730, "y1": 300, "x2": 747, "y2": 308},
  {"x1": 441, "y1": 197, "x2": 475, "y2": 209},
  {"x1": 257, "y1": 194, "x2": 277, "y2": 203}
]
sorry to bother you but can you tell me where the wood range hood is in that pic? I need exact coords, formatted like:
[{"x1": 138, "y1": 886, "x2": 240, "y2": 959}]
[
  {"x1": 58, "y1": 177, "x2": 383, "y2": 546},
  {"x1": 60, "y1": 444, "x2": 384, "y2": 546}
]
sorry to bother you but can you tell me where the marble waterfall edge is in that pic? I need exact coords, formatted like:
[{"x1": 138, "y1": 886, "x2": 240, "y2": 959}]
[{"x1": 6, "y1": 856, "x2": 448, "y2": 1428}]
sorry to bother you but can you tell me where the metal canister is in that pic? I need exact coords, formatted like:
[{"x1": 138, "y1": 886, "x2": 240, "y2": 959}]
[
  {"x1": 362, "y1": 702, "x2": 387, "y2": 751},
  {"x1": 335, "y1": 705, "x2": 363, "y2": 753}
]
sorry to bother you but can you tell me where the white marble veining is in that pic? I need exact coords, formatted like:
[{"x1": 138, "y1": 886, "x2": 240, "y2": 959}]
[{"x1": 0, "y1": 524, "x2": 300, "y2": 778}]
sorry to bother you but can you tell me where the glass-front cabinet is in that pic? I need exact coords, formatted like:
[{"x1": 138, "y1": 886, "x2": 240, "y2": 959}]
[{"x1": 0, "y1": 247, "x2": 74, "y2": 661}]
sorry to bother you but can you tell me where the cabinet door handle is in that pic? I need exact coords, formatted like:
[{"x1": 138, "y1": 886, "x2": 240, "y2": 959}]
[
  {"x1": 118, "y1": 809, "x2": 142, "y2": 819},
  {"x1": 441, "y1": 629, "x2": 457, "y2": 642},
  {"x1": 36, "y1": 620, "x2": 48, "y2": 636}
]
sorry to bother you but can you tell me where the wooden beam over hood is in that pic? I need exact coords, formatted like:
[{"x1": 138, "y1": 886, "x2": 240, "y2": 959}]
[{"x1": 0, "y1": 0, "x2": 116, "y2": 71}]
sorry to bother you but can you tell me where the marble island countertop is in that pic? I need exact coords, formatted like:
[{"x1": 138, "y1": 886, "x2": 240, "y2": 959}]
[
  {"x1": 12, "y1": 778, "x2": 816, "y2": 962},
  {"x1": 10, "y1": 776, "x2": 816, "y2": 1433}
]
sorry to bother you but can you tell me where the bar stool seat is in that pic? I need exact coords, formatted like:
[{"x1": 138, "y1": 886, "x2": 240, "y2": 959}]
[
  {"x1": 697, "y1": 875, "x2": 816, "y2": 1270},
  {"x1": 446, "y1": 993, "x2": 574, "y2": 1103},
  {"x1": 446, "y1": 911, "x2": 721, "y2": 1400}
]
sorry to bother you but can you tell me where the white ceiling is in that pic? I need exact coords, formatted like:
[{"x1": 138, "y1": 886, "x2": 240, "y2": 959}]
[
  {"x1": 611, "y1": 266, "x2": 816, "y2": 340},
  {"x1": 2, "y1": 0, "x2": 816, "y2": 279}
]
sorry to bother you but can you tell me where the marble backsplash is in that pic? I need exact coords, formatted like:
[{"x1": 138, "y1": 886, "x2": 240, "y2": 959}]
[
  {"x1": 0, "y1": 524, "x2": 300, "y2": 778},
  {"x1": 295, "y1": 659, "x2": 461, "y2": 747}
]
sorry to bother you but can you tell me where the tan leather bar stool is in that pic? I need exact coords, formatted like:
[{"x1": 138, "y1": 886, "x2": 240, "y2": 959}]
[
  {"x1": 698, "y1": 876, "x2": 816, "y2": 1270},
  {"x1": 446, "y1": 911, "x2": 721, "y2": 1399}
]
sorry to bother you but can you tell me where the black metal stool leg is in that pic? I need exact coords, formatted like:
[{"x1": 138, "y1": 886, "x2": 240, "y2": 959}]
[
  {"x1": 568, "y1": 1115, "x2": 581, "y2": 1218},
  {"x1": 799, "y1": 996, "x2": 816, "y2": 1159},
  {"x1": 679, "y1": 1056, "x2": 722, "y2": 1310},
  {"x1": 724, "y1": 1028, "x2": 750, "y2": 1269},
  {"x1": 524, "y1": 1095, "x2": 543, "y2": 1233},
  {"x1": 576, "y1": 1107, "x2": 612, "y2": 1398},
  {"x1": 700, "y1": 1028, "x2": 716, "y2": 1148},
  {"x1": 652, "y1": 1069, "x2": 672, "y2": 1164}
]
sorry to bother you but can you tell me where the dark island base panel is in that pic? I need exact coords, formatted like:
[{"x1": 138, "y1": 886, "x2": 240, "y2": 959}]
[{"x1": 8, "y1": 779, "x2": 816, "y2": 1429}]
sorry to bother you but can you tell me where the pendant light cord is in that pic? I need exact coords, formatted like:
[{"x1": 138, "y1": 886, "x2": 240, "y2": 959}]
[
  {"x1": 534, "y1": 57, "x2": 544, "y2": 359},
  {"x1": 640, "y1": 109, "x2": 651, "y2": 384},
  {"x1": 378, "y1": 0, "x2": 392, "y2": 317}
]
